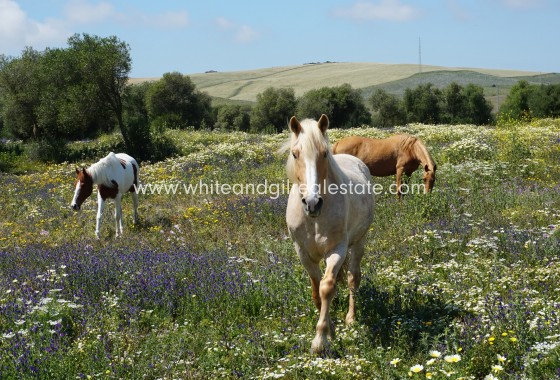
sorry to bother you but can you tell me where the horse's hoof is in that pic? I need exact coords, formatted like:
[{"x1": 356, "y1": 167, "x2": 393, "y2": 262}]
[{"x1": 311, "y1": 336, "x2": 329, "y2": 355}]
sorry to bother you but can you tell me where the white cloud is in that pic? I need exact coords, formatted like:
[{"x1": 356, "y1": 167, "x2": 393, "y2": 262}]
[
  {"x1": 215, "y1": 17, "x2": 259, "y2": 44},
  {"x1": 0, "y1": 0, "x2": 68, "y2": 53},
  {"x1": 64, "y1": 0, "x2": 115, "y2": 24},
  {"x1": 216, "y1": 17, "x2": 234, "y2": 30},
  {"x1": 445, "y1": 0, "x2": 470, "y2": 21},
  {"x1": 64, "y1": 0, "x2": 189, "y2": 28},
  {"x1": 0, "y1": 0, "x2": 189, "y2": 54},
  {"x1": 500, "y1": 0, "x2": 543, "y2": 9},
  {"x1": 0, "y1": 0, "x2": 27, "y2": 36},
  {"x1": 148, "y1": 11, "x2": 189, "y2": 29},
  {"x1": 333, "y1": 0, "x2": 419, "y2": 22},
  {"x1": 235, "y1": 25, "x2": 259, "y2": 43}
]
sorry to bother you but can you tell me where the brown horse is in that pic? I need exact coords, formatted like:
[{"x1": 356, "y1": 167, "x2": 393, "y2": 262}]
[{"x1": 332, "y1": 134, "x2": 436, "y2": 197}]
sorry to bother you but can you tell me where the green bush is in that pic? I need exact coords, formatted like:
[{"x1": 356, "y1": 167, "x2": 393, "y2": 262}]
[
  {"x1": 250, "y1": 87, "x2": 297, "y2": 133},
  {"x1": 25, "y1": 138, "x2": 68, "y2": 163},
  {"x1": 500, "y1": 81, "x2": 560, "y2": 120},
  {"x1": 297, "y1": 83, "x2": 371, "y2": 129},
  {"x1": 145, "y1": 72, "x2": 214, "y2": 130},
  {"x1": 369, "y1": 89, "x2": 407, "y2": 127},
  {"x1": 214, "y1": 104, "x2": 251, "y2": 131}
]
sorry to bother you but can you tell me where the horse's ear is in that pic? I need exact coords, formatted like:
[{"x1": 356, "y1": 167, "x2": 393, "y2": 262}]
[
  {"x1": 75, "y1": 167, "x2": 80, "y2": 175},
  {"x1": 318, "y1": 114, "x2": 329, "y2": 134},
  {"x1": 289, "y1": 116, "x2": 301, "y2": 136}
]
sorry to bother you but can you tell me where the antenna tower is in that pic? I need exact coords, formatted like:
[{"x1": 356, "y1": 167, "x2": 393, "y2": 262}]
[{"x1": 418, "y1": 37, "x2": 422, "y2": 73}]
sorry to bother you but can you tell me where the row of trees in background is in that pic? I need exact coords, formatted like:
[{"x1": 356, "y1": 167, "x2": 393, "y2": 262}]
[
  {"x1": 1, "y1": 34, "x2": 560, "y2": 162},
  {"x1": 369, "y1": 82, "x2": 493, "y2": 127}
]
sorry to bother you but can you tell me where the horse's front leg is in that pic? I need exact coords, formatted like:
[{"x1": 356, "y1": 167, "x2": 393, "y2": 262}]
[
  {"x1": 395, "y1": 166, "x2": 404, "y2": 199},
  {"x1": 311, "y1": 245, "x2": 347, "y2": 355},
  {"x1": 114, "y1": 194, "x2": 123, "y2": 237},
  {"x1": 96, "y1": 194, "x2": 105, "y2": 239},
  {"x1": 295, "y1": 245, "x2": 322, "y2": 310},
  {"x1": 131, "y1": 192, "x2": 139, "y2": 225}
]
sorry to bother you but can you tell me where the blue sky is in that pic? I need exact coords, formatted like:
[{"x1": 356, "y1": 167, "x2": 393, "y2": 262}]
[{"x1": 1, "y1": 0, "x2": 558, "y2": 77}]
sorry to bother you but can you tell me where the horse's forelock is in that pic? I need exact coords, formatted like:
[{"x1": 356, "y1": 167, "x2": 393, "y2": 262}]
[
  {"x1": 76, "y1": 168, "x2": 90, "y2": 182},
  {"x1": 298, "y1": 119, "x2": 329, "y2": 159},
  {"x1": 289, "y1": 119, "x2": 345, "y2": 185}
]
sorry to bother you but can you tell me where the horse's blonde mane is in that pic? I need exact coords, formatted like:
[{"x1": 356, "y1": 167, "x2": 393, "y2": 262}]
[
  {"x1": 284, "y1": 118, "x2": 344, "y2": 184},
  {"x1": 87, "y1": 152, "x2": 120, "y2": 186}
]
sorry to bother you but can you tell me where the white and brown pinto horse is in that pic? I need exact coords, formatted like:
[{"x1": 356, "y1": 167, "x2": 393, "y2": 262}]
[
  {"x1": 284, "y1": 115, "x2": 374, "y2": 354},
  {"x1": 71, "y1": 152, "x2": 139, "y2": 239},
  {"x1": 333, "y1": 135, "x2": 436, "y2": 198}
]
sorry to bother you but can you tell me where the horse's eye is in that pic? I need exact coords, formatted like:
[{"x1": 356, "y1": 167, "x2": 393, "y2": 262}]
[
  {"x1": 323, "y1": 151, "x2": 328, "y2": 158},
  {"x1": 292, "y1": 152, "x2": 297, "y2": 159}
]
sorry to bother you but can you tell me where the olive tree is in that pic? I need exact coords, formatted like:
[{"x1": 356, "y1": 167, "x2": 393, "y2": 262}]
[
  {"x1": 250, "y1": 87, "x2": 297, "y2": 133},
  {"x1": 145, "y1": 72, "x2": 213, "y2": 130}
]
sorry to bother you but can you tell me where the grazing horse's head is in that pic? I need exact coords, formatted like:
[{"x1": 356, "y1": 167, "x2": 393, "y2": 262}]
[
  {"x1": 71, "y1": 168, "x2": 93, "y2": 211},
  {"x1": 423, "y1": 164, "x2": 437, "y2": 193},
  {"x1": 287, "y1": 114, "x2": 331, "y2": 217}
]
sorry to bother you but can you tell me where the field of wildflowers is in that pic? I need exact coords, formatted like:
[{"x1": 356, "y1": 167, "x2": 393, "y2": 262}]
[{"x1": 1, "y1": 119, "x2": 559, "y2": 379}]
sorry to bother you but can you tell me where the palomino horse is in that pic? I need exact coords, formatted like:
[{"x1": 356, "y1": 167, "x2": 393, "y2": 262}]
[
  {"x1": 284, "y1": 115, "x2": 374, "y2": 354},
  {"x1": 332, "y1": 135, "x2": 436, "y2": 197},
  {"x1": 71, "y1": 152, "x2": 139, "y2": 239}
]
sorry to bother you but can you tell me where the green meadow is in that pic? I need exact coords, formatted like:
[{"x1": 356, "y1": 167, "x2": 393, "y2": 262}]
[{"x1": 0, "y1": 118, "x2": 559, "y2": 379}]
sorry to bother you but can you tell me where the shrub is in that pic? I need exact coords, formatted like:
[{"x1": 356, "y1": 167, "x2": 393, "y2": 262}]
[
  {"x1": 25, "y1": 138, "x2": 68, "y2": 163},
  {"x1": 297, "y1": 83, "x2": 371, "y2": 129},
  {"x1": 214, "y1": 104, "x2": 251, "y2": 131},
  {"x1": 403, "y1": 83, "x2": 442, "y2": 124},
  {"x1": 369, "y1": 89, "x2": 407, "y2": 127},
  {"x1": 145, "y1": 72, "x2": 214, "y2": 130},
  {"x1": 250, "y1": 87, "x2": 296, "y2": 133}
]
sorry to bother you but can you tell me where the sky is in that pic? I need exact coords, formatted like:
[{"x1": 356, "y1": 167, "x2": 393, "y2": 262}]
[{"x1": 1, "y1": 0, "x2": 559, "y2": 78}]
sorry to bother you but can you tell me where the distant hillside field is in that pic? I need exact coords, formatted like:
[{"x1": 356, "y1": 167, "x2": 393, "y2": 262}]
[{"x1": 130, "y1": 62, "x2": 558, "y2": 103}]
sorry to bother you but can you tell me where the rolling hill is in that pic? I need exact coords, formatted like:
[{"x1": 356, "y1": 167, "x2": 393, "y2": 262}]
[{"x1": 131, "y1": 62, "x2": 559, "y2": 104}]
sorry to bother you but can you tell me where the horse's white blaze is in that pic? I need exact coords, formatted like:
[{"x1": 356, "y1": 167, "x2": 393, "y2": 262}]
[
  {"x1": 71, "y1": 182, "x2": 81, "y2": 207},
  {"x1": 304, "y1": 157, "x2": 319, "y2": 198}
]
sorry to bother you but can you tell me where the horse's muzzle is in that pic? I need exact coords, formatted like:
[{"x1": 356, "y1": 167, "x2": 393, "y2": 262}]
[
  {"x1": 302, "y1": 196, "x2": 323, "y2": 217},
  {"x1": 71, "y1": 204, "x2": 80, "y2": 211}
]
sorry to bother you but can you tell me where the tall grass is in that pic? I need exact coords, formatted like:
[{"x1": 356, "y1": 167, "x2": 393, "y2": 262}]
[{"x1": 0, "y1": 119, "x2": 559, "y2": 379}]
